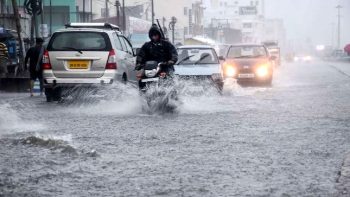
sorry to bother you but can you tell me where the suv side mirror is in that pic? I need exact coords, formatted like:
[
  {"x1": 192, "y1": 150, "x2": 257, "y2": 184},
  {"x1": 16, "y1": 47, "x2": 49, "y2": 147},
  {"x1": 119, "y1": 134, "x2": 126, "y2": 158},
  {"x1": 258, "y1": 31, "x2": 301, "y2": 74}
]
[{"x1": 219, "y1": 56, "x2": 225, "y2": 61}]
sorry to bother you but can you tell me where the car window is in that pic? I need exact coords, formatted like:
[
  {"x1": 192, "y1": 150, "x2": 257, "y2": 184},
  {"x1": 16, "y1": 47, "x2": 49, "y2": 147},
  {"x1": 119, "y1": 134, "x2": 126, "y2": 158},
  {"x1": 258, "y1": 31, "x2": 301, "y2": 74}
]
[
  {"x1": 120, "y1": 36, "x2": 133, "y2": 54},
  {"x1": 177, "y1": 48, "x2": 219, "y2": 65},
  {"x1": 118, "y1": 36, "x2": 128, "y2": 52},
  {"x1": 112, "y1": 33, "x2": 123, "y2": 51},
  {"x1": 47, "y1": 32, "x2": 111, "y2": 51},
  {"x1": 227, "y1": 46, "x2": 267, "y2": 58}
]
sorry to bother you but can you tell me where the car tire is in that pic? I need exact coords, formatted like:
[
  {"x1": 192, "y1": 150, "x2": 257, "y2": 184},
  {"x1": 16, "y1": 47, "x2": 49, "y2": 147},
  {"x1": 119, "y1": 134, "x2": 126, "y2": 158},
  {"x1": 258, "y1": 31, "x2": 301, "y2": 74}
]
[
  {"x1": 45, "y1": 88, "x2": 53, "y2": 102},
  {"x1": 53, "y1": 87, "x2": 62, "y2": 101}
]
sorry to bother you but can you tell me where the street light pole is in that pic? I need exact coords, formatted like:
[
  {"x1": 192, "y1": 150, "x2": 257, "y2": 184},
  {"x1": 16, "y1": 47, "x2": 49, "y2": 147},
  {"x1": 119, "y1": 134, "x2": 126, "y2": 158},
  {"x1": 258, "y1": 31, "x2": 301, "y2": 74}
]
[{"x1": 336, "y1": 4, "x2": 342, "y2": 49}]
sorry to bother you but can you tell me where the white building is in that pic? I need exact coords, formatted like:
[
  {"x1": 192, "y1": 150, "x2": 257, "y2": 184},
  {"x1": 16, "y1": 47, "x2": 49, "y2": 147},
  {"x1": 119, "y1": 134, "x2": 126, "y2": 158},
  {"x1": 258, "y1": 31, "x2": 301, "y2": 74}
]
[
  {"x1": 263, "y1": 19, "x2": 286, "y2": 48},
  {"x1": 202, "y1": 0, "x2": 266, "y2": 43}
]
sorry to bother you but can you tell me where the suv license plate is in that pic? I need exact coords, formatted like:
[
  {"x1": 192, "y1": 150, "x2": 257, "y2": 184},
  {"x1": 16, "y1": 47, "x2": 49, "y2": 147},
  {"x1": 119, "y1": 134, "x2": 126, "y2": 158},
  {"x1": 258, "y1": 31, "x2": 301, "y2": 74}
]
[
  {"x1": 238, "y1": 73, "x2": 255, "y2": 78},
  {"x1": 68, "y1": 60, "x2": 89, "y2": 69},
  {"x1": 141, "y1": 78, "x2": 159, "y2": 82}
]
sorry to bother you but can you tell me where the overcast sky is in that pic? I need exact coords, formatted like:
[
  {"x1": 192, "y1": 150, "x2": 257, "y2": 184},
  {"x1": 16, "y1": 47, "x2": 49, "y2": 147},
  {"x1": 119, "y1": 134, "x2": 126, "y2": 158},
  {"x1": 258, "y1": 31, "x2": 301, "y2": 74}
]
[{"x1": 265, "y1": 0, "x2": 350, "y2": 47}]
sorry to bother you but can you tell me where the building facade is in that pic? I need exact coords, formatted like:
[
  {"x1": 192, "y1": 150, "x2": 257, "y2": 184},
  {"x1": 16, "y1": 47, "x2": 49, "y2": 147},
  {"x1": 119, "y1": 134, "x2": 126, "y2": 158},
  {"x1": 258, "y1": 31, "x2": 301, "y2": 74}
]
[
  {"x1": 203, "y1": 0, "x2": 267, "y2": 44},
  {"x1": 86, "y1": 0, "x2": 203, "y2": 44}
]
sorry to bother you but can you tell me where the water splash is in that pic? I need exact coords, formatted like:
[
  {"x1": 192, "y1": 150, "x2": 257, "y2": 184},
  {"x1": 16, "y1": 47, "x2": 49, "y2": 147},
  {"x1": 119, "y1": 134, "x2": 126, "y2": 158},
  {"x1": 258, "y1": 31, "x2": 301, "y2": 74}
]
[{"x1": 0, "y1": 103, "x2": 45, "y2": 136}]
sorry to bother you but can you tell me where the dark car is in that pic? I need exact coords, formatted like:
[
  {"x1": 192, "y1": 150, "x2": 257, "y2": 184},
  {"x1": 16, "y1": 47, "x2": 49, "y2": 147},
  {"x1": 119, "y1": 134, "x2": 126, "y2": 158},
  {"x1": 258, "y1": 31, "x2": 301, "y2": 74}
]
[{"x1": 222, "y1": 44, "x2": 275, "y2": 85}]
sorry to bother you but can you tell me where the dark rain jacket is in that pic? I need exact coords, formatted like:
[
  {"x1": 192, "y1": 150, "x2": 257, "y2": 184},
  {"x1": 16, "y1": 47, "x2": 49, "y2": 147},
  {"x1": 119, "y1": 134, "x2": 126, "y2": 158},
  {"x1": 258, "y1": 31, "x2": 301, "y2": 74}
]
[
  {"x1": 136, "y1": 26, "x2": 178, "y2": 73},
  {"x1": 25, "y1": 45, "x2": 44, "y2": 73}
]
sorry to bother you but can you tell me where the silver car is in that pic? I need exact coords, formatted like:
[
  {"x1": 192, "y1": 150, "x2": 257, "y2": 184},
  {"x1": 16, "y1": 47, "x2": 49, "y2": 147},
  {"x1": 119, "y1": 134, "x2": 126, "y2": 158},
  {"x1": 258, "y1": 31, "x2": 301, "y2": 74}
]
[
  {"x1": 175, "y1": 45, "x2": 223, "y2": 90},
  {"x1": 43, "y1": 23, "x2": 137, "y2": 102}
]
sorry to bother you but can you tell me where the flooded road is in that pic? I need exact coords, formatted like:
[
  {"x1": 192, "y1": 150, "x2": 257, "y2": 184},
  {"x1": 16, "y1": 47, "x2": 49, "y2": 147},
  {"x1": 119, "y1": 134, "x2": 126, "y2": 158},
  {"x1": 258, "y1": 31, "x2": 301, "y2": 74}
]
[{"x1": 1, "y1": 61, "x2": 350, "y2": 196}]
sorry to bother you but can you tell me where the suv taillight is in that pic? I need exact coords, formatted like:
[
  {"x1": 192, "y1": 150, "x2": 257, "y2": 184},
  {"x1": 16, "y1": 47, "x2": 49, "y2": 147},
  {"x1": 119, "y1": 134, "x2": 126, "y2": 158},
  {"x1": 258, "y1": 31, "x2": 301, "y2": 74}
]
[
  {"x1": 106, "y1": 49, "x2": 117, "y2": 69},
  {"x1": 42, "y1": 50, "x2": 52, "y2": 70}
]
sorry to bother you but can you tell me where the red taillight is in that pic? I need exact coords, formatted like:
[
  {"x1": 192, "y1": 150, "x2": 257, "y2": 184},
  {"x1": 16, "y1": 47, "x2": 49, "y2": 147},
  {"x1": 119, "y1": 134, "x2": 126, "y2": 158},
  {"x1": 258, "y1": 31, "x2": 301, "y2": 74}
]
[
  {"x1": 106, "y1": 49, "x2": 117, "y2": 69},
  {"x1": 42, "y1": 50, "x2": 52, "y2": 70}
]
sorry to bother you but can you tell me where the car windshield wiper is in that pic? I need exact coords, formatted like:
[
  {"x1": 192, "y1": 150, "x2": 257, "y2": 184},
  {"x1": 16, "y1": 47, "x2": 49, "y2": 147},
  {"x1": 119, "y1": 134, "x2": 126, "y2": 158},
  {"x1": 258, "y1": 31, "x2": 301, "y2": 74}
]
[
  {"x1": 62, "y1": 47, "x2": 83, "y2": 54},
  {"x1": 194, "y1": 54, "x2": 210, "y2": 65},
  {"x1": 176, "y1": 55, "x2": 195, "y2": 65}
]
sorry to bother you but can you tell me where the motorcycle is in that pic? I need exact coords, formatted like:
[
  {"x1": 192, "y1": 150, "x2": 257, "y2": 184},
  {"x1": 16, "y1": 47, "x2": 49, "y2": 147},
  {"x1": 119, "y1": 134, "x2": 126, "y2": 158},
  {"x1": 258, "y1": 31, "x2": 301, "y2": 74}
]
[{"x1": 138, "y1": 61, "x2": 179, "y2": 113}]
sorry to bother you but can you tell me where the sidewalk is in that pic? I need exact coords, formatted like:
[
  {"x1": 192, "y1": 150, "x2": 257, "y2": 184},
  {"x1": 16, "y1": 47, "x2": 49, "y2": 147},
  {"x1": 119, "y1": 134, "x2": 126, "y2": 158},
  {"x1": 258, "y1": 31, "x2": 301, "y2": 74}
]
[
  {"x1": 327, "y1": 61, "x2": 350, "y2": 78},
  {"x1": 336, "y1": 153, "x2": 350, "y2": 196}
]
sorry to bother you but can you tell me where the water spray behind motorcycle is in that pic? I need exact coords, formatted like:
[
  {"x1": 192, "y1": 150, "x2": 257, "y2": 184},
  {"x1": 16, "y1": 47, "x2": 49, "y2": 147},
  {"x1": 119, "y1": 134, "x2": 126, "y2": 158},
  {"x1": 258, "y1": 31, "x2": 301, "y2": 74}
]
[{"x1": 138, "y1": 61, "x2": 180, "y2": 114}]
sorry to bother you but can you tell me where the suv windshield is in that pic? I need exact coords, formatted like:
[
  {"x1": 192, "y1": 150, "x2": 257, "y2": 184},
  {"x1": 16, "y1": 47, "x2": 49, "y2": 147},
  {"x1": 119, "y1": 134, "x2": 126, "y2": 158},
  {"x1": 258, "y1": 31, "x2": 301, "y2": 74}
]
[
  {"x1": 47, "y1": 32, "x2": 112, "y2": 51},
  {"x1": 227, "y1": 46, "x2": 268, "y2": 58},
  {"x1": 177, "y1": 48, "x2": 219, "y2": 65}
]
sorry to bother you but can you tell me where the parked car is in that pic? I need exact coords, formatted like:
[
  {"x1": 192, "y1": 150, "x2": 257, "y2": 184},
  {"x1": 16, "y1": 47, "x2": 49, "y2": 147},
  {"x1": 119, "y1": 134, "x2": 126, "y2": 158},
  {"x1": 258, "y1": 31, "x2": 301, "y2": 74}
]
[
  {"x1": 175, "y1": 45, "x2": 223, "y2": 90},
  {"x1": 222, "y1": 44, "x2": 275, "y2": 85},
  {"x1": 43, "y1": 23, "x2": 137, "y2": 102},
  {"x1": 262, "y1": 41, "x2": 281, "y2": 66}
]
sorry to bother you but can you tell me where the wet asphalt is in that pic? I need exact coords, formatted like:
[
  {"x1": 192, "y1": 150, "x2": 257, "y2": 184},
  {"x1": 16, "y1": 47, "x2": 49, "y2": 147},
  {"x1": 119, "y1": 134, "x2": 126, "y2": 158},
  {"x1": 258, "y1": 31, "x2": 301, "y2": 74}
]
[{"x1": 1, "y1": 60, "x2": 350, "y2": 197}]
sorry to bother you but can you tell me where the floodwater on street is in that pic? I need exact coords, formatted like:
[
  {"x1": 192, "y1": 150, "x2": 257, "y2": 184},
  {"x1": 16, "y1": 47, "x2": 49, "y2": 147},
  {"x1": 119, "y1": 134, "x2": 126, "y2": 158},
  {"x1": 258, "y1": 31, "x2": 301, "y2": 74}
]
[{"x1": 1, "y1": 61, "x2": 350, "y2": 196}]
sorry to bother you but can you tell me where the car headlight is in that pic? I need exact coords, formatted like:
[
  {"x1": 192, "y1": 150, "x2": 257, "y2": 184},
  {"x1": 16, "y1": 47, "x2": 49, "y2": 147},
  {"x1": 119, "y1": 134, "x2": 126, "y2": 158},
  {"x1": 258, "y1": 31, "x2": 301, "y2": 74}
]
[
  {"x1": 256, "y1": 65, "x2": 269, "y2": 78},
  {"x1": 225, "y1": 66, "x2": 237, "y2": 77},
  {"x1": 145, "y1": 69, "x2": 158, "y2": 77},
  {"x1": 223, "y1": 62, "x2": 237, "y2": 77}
]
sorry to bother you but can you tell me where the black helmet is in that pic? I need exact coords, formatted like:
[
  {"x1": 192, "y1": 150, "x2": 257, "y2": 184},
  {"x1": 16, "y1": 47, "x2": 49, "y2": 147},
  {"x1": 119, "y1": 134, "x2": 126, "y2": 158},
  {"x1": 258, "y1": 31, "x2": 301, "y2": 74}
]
[{"x1": 148, "y1": 24, "x2": 162, "y2": 40}]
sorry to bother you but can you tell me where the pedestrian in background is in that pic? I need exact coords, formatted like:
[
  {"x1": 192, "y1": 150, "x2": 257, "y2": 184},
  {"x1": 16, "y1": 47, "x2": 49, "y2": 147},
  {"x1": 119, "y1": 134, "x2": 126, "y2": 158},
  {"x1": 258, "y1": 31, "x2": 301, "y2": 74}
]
[{"x1": 25, "y1": 38, "x2": 44, "y2": 97}]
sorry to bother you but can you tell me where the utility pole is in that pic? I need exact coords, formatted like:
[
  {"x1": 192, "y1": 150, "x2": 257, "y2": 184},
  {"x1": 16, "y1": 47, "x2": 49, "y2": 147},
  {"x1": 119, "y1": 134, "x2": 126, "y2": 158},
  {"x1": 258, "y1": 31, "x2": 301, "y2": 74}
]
[
  {"x1": 169, "y1": 16, "x2": 177, "y2": 44},
  {"x1": 336, "y1": 5, "x2": 342, "y2": 49},
  {"x1": 82, "y1": 0, "x2": 85, "y2": 22},
  {"x1": 90, "y1": 0, "x2": 92, "y2": 22},
  {"x1": 1, "y1": 0, "x2": 5, "y2": 14},
  {"x1": 115, "y1": 1, "x2": 120, "y2": 26},
  {"x1": 105, "y1": 0, "x2": 109, "y2": 19},
  {"x1": 122, "y1": 0, "x2": 126, "y2": 33},
  {"x1": 49, "y1": 0, "x2": 52, "y2": 35},
  {"x1": 151, "y1": 0, "x2": 154, "y2": 24},
  {"x1": 11, "y1": 0, "x2": 25, "y2": 71},
  {"x1": 40, "y1": 0, "x2": 44, "y2": 37}
]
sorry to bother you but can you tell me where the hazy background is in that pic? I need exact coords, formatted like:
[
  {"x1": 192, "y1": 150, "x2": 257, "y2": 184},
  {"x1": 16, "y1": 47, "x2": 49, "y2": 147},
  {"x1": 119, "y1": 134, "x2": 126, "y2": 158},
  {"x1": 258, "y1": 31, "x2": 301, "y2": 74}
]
[{"x1": 265, "y1": 0, "x2": 350, "y2": 48}]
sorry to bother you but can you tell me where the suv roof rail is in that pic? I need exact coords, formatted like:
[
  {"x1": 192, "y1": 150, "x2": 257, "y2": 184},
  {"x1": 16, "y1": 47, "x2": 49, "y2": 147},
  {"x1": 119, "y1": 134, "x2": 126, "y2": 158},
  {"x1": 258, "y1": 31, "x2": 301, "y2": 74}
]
[{"x1": 65, "y1": 23, "x2": 120, "y2": 31}]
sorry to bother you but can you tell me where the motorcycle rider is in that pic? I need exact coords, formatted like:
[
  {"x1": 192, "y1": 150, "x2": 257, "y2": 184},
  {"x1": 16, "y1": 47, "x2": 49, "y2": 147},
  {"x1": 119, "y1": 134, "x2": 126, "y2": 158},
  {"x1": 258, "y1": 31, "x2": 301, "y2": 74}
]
[{"x1": 135, "y1": 24, "x2": 178, "y2": 89}]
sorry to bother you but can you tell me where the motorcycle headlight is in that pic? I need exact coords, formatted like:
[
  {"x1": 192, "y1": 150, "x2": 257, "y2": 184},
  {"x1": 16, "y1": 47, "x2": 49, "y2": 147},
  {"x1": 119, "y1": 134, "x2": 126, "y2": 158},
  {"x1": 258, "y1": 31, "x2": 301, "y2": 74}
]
[{"x1": 145, "y1": 69, "x2": 158, "y2": 78}]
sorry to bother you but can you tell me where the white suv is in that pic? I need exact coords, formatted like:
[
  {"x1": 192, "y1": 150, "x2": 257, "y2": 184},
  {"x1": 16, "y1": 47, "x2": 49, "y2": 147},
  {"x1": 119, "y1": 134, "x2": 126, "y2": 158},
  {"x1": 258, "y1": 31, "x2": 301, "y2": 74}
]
[{"x1": 43, "y1": 23, "x2": 137, "y2": 102}]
